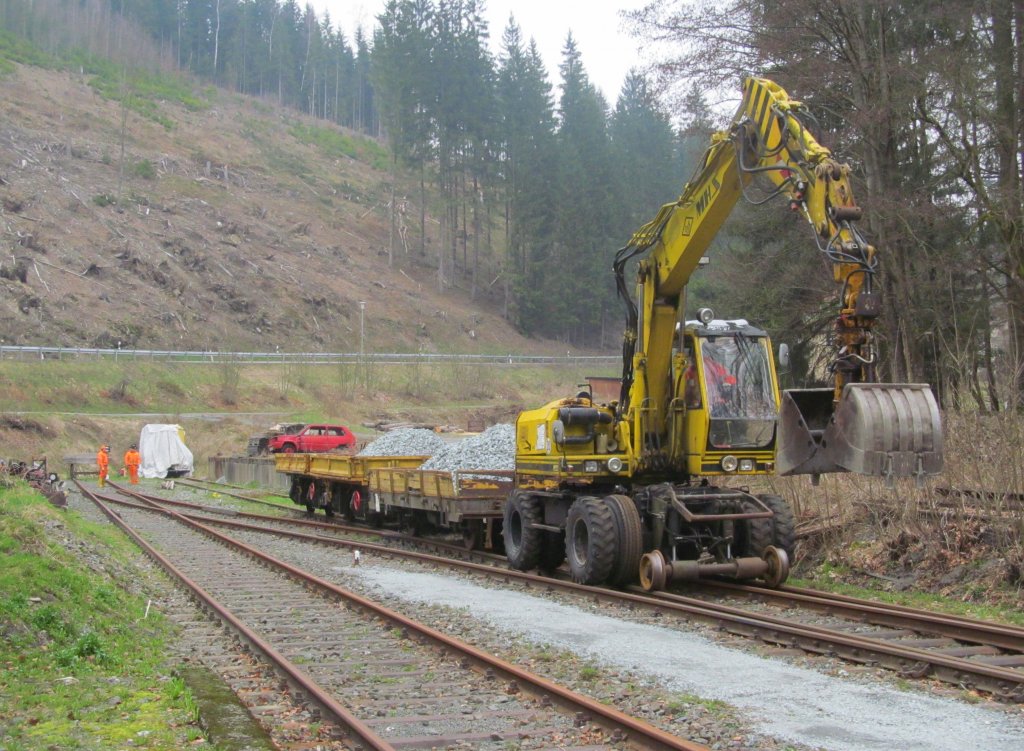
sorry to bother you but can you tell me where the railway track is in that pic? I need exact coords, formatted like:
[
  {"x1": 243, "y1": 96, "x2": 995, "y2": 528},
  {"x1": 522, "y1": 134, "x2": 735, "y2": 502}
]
[
  {"x1": 176, "y1": 477, "x2": 294, "y2": 510},
  {"x1": 78, "y1": 480, "x2": 710, "y2": 751},
  {"x1": 106, "y1": 478, "x2": 1024, "y2": 703}
]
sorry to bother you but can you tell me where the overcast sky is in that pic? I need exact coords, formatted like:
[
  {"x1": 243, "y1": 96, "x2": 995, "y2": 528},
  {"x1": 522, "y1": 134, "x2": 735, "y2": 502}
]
[{"x1": 312, "y1": 0, "x2": 654, "y2": 102}]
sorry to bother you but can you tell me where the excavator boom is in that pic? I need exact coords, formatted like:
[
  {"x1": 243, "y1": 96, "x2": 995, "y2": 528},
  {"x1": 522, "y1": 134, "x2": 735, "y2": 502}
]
[{"x1": 615, "y1": 77, "x2": 942, "y2": 483}]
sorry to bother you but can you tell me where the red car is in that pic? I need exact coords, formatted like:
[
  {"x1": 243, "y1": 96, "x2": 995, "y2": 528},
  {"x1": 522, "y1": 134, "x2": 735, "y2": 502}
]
[{"x1": 268, "y1": 424, "x2": 356, "y2": 454}]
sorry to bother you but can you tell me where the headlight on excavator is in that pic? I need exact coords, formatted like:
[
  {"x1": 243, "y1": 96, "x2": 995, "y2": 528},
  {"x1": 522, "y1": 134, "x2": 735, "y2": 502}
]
[
  {"x1": 720, "y1": 455, "x2": 739, "y2": 472},
  {"x1": 584, "y1": 460, "x2": 600, "y2": 473},
  {"x1": 739, "y1": 458, "x2": 755, "y2": 471},
  {"x1": 606, "y1": 457, "x2": 623, "y2": 473}
]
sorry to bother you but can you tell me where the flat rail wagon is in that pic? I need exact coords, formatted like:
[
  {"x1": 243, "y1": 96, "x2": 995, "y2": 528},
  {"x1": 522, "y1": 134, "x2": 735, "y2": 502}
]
[{"x1": 274, "y1": 453, "x2": 511, "y2": 550}]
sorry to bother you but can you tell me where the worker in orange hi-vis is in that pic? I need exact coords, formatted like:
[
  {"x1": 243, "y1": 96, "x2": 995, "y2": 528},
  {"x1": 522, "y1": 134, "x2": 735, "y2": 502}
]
[
  {"x1": 96, "y1": 444, "x2": 110, "y2": 487},
  {"x1": 123, "y1": 444, "x2": 141, "y2": 485}
]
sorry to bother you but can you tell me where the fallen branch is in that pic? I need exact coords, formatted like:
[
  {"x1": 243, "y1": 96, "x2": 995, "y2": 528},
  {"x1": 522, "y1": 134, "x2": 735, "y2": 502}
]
[{"x1": 33, "y1": 262, "x2": 50, "y2": 293}]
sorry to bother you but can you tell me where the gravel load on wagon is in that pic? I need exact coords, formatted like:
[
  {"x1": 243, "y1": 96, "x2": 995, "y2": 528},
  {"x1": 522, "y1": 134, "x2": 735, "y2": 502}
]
[
  {"x1": 419, "y1": 424, "x2": 515, "y2": 472},
  {"x1": 357, "y1": 428, "x2": 447, "y2": 457}
]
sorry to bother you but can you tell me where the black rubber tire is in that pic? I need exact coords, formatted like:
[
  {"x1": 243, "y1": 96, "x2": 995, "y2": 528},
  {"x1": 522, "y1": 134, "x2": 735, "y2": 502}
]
[
  {"x1": 565, "y1": 496, "x2": 616, "y2": 585},
  {"x1": 538, "y1": 530, "x2": 566, "y2": 572},
  {"x1": 503, "y1": 491, "x2": 543, "y2": 571},
  {"x1": 740, "y1": 498, "x2": 773, "y2": 557},
  {"x1": 603, "y1": 494, "x2": 644, "y2": 586},
  {"x1": 758, "y1": 494, "x2": 796, "y2": 559}
]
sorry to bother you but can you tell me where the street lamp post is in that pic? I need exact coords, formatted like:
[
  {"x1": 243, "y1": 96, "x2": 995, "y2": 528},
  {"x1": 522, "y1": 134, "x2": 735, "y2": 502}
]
[{"x1": 359, "y1": 301, "x2": 366, "y2": 360}]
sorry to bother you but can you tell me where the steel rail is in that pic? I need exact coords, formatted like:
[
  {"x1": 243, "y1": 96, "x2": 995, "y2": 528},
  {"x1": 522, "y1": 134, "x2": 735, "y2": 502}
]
[
  {"x1": 175, "y1": 477, "x2": 293, "y2": 510},
  {"x1": 97, "y1": 482, "x2": 711, "y2": 751},
  {"x1": 74, "y1": 480, "x2": 397, "y2": 751},
  {"x1": 105, "y1": 482, "x2": 1024, "y2": 701},
  {"x1": 699, "y1": 580, "x2": 1024, "y2": 652}
]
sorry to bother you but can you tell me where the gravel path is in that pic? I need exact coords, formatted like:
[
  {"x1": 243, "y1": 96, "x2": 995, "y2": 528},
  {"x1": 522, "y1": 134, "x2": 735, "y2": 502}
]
[{"x1": 342, "y1": 565, "x2": 1023, "y2": 751}]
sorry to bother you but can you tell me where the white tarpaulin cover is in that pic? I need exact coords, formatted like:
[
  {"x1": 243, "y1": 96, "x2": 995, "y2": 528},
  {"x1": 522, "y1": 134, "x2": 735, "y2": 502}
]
[{"x1": 139, "y1": 424, "x2": 194, "y2": 479}]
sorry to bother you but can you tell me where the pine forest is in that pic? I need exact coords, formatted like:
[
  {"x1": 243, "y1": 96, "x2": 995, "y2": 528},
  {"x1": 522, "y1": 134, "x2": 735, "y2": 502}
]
[{"x1": 1, "y1": 0, "x2": 1023, "y2": 413}]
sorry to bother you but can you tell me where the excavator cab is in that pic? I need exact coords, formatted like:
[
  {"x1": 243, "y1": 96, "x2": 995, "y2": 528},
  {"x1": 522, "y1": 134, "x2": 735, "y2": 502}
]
[
  {"x1": 677, "y1": 317, "x2": 943, "y2": 486},
  {"x1": 680, "y1": 319, "x2": 780, "y2": 477}
]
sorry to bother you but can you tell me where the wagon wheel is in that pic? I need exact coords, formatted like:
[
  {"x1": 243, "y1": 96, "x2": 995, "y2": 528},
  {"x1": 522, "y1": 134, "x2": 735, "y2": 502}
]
[{"x1": 462, "y1": 520, "x2": 483, "y2": 551}]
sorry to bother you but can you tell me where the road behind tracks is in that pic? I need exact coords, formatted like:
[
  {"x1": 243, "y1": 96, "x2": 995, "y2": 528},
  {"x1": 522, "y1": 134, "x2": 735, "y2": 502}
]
[{"x1": 83, "y1": 482, "x2": 708, "y2": 751}]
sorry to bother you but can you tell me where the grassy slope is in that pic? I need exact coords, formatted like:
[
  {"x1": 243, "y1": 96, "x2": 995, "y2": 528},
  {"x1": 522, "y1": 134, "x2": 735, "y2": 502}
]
[
  {"x1": 0, "y1": 357, "x2": 597, "y2": 466},
  {"x1": 0, "y1": 485, "x2": 205, "y2": 749},
  {"x1": 0, "y1": 37, "x2": 589, "y2": 358}
]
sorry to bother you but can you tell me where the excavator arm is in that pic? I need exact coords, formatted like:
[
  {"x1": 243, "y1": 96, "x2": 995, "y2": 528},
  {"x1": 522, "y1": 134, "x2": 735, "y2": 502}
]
[{"x1": 615, "y1": 77, "x2": 942, "y2": 483}]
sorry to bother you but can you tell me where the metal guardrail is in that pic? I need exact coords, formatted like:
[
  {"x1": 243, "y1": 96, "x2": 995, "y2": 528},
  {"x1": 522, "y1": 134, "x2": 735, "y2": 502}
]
[{"x1": 0, "y1": 345, "x2": 619, "y2": 367}]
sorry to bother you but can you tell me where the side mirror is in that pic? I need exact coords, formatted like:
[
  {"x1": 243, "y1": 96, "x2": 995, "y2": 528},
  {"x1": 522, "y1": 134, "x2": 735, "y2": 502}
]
[{"x1": 778, "y1": 343, "x2": 791, "y2": 369}]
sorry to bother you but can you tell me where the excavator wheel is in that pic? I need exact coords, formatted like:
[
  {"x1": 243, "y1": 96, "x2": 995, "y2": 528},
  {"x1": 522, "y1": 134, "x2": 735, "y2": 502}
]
[
  {"x1": 565, "y1": 496, "x2": 616, "y2": 585},
  {"x1": 603, "y1": 494, "x2": 644, "y2": 586},
  {"x1": 503, "y1": 491, "x2": 543, "y2": 571},
  {"x1": 538, "y1": 530, "x2": 566, "y2": 572},
  {"x1": 739, "y1": 498, "x2": 773, "y2": 558},
  {"x1": 757, "y1": 494, "x2": 796, "y2": 559}
]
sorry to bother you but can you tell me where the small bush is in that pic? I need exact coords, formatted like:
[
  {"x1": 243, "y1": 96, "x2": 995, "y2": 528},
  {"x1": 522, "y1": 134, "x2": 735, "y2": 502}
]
[
  {"x1": 56, "y1": 630, "x2": 108, "y2": 667},
  {"x1": 30, "y1": 604, "x2": 75, "y2": 640},
  {"x1": 131, "y1": 159, "x2": 156, "y2": 180},
  {"x1": 92, "y1": 194, "x2": 116, "y2": 207}
]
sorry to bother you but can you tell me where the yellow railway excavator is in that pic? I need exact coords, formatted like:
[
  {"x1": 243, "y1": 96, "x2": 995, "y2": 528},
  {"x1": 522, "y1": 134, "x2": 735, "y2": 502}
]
[{"x1": 507, "y1": 77, "x2": 943, "y2": 590}]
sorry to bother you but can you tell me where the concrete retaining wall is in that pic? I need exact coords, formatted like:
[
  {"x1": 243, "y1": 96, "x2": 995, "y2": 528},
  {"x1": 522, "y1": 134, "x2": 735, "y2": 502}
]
[{"x1": 206, "y1": 456, "x2": 291, "y2": 492}]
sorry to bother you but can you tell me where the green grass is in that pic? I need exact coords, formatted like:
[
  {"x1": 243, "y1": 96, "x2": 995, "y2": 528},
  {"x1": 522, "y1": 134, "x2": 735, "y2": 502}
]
[
  {"x1": 289, "y1": 122, "x2": 390, "y2": 171},
  {"x1": 664, "y1": 692, "x2": 731, "y2": 715},
  {"x1": 0, "y1": 359, "x2": 580, "y2": 416},
  {"x1": 79, "y1": 54, "x2": 210, "y2": 129},
  {"x1": 0, "y1": 484, "x2": 206, "y2": 748},
  {"x1": 0, "y1": 31, "x2": 209, "y2": 128},
  {"x1": 0, "y1": 30, "x2": 57, "y2": 72},
  {"x1": 791, "y1": 568, "x2": 1024, "y2": 627}
]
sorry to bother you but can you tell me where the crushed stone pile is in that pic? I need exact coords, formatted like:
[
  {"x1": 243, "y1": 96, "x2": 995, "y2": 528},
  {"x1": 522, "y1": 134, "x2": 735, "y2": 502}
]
[
  {"x1": 419, "y1": 424, "x2": 516, "y2": 472},
  {"x1": 357, "y1": 428, "x2": 447, "y2": 457}
]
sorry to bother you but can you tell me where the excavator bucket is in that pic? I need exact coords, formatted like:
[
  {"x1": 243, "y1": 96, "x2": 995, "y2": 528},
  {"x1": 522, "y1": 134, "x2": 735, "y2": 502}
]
[{"x1": 778, "y1": 384, "x2": 943, "y2": 485}]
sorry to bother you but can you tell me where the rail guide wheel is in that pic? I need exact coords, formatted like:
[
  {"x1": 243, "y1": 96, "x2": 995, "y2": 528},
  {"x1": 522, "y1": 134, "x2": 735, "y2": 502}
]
[
  {"x1": 761, "y1": 545, "x2": 790, "y2": 587},
  {"x1": 638, "y1": 549, "x2": 668, "y2": 592}
]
